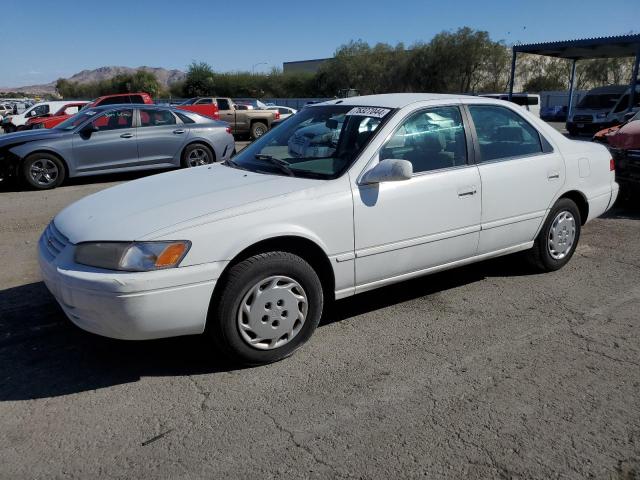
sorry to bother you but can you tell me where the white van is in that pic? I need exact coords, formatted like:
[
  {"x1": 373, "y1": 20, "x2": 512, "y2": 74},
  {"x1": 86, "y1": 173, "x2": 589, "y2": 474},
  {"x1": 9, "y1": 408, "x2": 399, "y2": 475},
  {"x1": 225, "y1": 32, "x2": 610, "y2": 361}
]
[
  {"x1": 566, "y1": 85, "x2": 640, "y2": 135},
  {"x1": 1, "y1": 101, "x2": 70, "y2": 132},
  {"x1": 479, "y1": 93, "x2": 541, "y2": 117}
]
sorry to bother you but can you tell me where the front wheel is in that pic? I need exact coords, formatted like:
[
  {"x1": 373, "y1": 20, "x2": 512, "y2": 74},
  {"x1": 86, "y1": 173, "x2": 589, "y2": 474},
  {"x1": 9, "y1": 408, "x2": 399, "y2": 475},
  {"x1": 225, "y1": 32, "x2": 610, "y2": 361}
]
[
  {"x1": 21, "y1": 153, "x2": 66, "y2": 190},
  {"x1": 526, "y1": 198, "x2": 581, "y2": 272},
  {"x1": 209, "y1": 251, "x2": 324, "y2": 365}
]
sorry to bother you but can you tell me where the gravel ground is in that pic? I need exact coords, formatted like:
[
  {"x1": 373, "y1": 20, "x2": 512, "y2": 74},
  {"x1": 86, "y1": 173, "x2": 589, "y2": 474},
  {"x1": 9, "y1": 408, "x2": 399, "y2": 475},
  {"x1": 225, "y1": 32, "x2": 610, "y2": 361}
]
[{"x1": 1, "y1": 142, "x2": 639, "y2": 479}]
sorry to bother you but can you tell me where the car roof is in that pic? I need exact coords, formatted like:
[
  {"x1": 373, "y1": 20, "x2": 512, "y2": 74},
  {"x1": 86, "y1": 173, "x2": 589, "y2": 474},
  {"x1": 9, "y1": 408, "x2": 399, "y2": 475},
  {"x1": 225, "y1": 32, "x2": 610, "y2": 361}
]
[{"x1": 315, "y1": 93, "x2": 471, "y2": 109}]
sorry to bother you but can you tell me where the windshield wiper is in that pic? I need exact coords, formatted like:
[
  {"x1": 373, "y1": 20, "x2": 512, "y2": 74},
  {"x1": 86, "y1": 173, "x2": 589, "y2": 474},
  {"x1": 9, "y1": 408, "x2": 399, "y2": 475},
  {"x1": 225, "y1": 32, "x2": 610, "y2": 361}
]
[
  {"x1": 255, "y1": 154, "x2": 295, "y2": 177},
  {"x1": 224, "y1": 157, "x2": 248, "y2": 170}
]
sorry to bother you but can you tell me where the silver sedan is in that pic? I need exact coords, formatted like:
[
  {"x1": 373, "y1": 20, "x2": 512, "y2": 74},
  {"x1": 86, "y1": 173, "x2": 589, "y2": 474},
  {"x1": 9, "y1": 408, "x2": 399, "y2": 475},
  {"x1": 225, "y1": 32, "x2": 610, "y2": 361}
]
[{"x1": 0, "y1": 104, "x2": 235, "y2": 189}]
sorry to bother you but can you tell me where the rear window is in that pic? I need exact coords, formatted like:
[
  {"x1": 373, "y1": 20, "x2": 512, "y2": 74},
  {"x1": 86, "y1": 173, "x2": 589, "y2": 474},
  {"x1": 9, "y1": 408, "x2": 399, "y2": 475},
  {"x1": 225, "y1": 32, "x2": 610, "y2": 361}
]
[
  {"x1": 129, "y1": 95, "x2": 144, "y2": 104},
  {"x1": 175, "y1": 111, "x2": 196, "y2": 124},
  {"x1": 98, "y1": 96, "x2": 130, "y2": 106}
]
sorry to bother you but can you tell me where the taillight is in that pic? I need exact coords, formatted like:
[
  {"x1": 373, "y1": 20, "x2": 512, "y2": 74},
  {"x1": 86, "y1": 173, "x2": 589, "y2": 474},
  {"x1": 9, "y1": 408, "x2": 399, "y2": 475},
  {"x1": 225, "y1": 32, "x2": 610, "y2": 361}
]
[
  {"x1": 275, "y1": 111, "x2": 280, "y2": 120},
  {"x1": 610, "y1": 158, "x2": 615, "y2": 171},
  {"x1": 226, "y1": 127, "x2": 231, "y2": 134}
]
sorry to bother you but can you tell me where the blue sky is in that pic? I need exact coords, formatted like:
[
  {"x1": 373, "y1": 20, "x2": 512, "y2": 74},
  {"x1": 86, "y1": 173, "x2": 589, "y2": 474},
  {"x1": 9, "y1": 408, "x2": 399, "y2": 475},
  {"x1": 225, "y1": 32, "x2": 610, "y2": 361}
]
[{"x1": 2, "y1": 0, "x2": 638, "y2": 87}]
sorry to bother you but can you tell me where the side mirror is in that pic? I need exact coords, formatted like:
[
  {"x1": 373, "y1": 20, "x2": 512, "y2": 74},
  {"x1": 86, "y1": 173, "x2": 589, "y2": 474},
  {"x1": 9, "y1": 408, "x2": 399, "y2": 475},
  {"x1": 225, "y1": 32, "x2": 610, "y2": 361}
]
[
  {"x1": 360, "y1": 158, "x2": 413, "y2": 185},
  {"x1": 79, "y1": 123, "x2": 99, "y2": 135}
]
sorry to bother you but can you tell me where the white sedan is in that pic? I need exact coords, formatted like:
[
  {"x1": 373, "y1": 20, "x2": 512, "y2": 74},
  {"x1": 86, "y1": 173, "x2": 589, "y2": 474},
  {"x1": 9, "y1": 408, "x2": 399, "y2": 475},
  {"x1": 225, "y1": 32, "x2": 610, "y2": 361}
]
[{"x1": 39, "y1": 93, "x2": 618, "y2": 365}]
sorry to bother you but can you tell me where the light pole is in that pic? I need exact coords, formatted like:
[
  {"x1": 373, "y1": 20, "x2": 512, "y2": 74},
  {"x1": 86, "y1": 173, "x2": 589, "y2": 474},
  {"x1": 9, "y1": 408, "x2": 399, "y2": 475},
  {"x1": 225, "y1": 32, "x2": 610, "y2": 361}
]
[{"x1": 252, "y1": 62, "x2": 267, "y2": 74}]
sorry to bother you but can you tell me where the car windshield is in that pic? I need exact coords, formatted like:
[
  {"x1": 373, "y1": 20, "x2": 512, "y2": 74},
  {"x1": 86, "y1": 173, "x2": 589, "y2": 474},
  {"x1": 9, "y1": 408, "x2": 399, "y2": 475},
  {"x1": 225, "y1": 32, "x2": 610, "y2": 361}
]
[
  {"x1": 577, "y1": 93, "x2": 621, "y2": 110},
  {"x1": 228, "y1": 105, "x2": 394, "y2": 179},
  {"x1": 54, "y1": 109, "x2": 100, "y2": 130}
]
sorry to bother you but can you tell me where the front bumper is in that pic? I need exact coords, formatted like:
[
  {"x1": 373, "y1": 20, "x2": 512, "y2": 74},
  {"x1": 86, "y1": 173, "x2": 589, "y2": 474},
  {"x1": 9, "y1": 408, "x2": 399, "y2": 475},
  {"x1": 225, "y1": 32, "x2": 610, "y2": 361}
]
[
  {"x1": 38, "y1": 225, "x2": 226, "y2": 340},
  {"x1": 613, "y1": 149, "x2": 640, "y2": 191}
]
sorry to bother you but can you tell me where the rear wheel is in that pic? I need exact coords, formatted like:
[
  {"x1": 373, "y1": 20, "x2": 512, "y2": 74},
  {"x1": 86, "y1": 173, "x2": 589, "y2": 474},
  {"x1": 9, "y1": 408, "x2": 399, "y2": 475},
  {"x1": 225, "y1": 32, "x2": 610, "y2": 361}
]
[
  {"x1": 181, "y1": 143, "x2": 215, "y2": 168},
  {"x1": 250, "y1": 122, "x2": 268, "y2": 140},
  {"x1": 209, "y1": 251, "x2": 323, "y2": 365},
  {"x1": 21, "y1": 153, "x2": 66, "y2": 190},
  {"x1": 526, "y1": 198, "x2": 581, "y2": 272}
]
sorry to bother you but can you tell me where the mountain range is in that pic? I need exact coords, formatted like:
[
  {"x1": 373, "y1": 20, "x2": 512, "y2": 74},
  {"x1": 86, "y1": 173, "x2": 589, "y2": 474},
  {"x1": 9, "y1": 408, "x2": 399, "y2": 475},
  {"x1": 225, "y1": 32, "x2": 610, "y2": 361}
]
[{"x1": 0, "y1": 66, "x2": 186, "y2": 95}]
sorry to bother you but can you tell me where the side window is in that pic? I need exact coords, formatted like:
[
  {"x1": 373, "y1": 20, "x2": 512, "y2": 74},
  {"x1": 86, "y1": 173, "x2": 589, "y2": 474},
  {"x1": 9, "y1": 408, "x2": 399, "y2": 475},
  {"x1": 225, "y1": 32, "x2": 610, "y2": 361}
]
[
  {"x1": 91, "y1": 108, "x2": 134, "y2": 131},
  {"x1": 129, "y1": 95, "x2": 144, "y2": 104},
  {"x1": 196, "y1": 98, "x2": 213, "y2": 105},
  {"x1": 139, "y1": 109, "x2": 177, "y2": 127},
  {"x1": 99, "y1": 96, "x2": 127, "y2": 106},
  {"x1": 216, "y1": 98, "x2": 231, "y2": 110},
  {"x1": 380, "y1": 106, "x2": 467, "y2": 173},
  {"x1": 468, "y1": 105, "x2": 542, "y2": 162},
  {"x1": 614, "y1": 95, "x2": 629, "y2": 113}
]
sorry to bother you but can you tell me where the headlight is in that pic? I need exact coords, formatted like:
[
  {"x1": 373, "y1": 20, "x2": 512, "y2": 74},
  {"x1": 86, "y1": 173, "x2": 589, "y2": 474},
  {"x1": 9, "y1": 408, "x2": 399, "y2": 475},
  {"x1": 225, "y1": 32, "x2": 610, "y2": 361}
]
[{"x1": 75, "y1": 241, "x2": 191, "y2": 271}]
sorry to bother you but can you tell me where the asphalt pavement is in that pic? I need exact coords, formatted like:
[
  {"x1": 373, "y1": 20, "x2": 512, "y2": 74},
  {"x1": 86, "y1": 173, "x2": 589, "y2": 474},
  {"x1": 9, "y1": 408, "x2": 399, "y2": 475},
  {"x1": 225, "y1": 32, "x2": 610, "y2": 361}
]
[{"x1": 0, "y1": 135, "x2": 639, "y2": 479}]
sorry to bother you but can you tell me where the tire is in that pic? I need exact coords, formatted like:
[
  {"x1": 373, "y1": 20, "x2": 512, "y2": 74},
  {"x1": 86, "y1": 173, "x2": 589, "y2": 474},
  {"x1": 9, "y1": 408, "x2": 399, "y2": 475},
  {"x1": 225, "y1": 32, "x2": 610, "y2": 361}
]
[
  {"x1": 21, "y1": 153, "x2": 66, "y2": 190},
  {"x1": 181, "y1": 143, "x2": 215, "y2": 168},
  {"x1": 250, "y1": 122, "x2": 268, "y2": 140},
  {"x1": 209, "y1": 251, "x2": 324, "y2": 365},
  {"x1": 526, "y1": 198, "x2": 581, "y2": 272},
  {"x1": 3, "y1": 124, "x2": 16, "y2": 133}
]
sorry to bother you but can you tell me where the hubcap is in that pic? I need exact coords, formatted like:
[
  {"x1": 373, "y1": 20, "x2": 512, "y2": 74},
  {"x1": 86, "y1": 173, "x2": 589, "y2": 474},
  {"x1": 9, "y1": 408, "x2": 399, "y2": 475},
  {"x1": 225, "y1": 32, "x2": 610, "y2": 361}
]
[
  {"x1": 29, "y1": 159, "x2": 59, "y2": 186},
  {"x1": 187, "y1": 148, "x2": 211, "y2": 167},
  {"x1": 237, "y1": 275, "x2": 308, "y2": 350},
  {"x1": 254, "y1": 126, "x2": 266, "y2": 137},
  {"x1": 548, "y1": 210, "x2": 576, "y2": 260}
]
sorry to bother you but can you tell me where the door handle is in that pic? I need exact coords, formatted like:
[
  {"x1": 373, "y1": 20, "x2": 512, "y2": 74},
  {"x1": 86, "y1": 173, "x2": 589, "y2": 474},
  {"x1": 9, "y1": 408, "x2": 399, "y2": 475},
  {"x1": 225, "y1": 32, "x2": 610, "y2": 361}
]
[
  {"x1": 457, "y1": 186, "x2": 477, "y2": 197},
  {"x1": 547, "y1": 171, "x2": 560, "y2": 180},
  {"x1": 120, "y1": 133, "x2": 133, "y2": 138},
  {"x1": 173, "y1": 129, "x2": 185, "y2": 134}
]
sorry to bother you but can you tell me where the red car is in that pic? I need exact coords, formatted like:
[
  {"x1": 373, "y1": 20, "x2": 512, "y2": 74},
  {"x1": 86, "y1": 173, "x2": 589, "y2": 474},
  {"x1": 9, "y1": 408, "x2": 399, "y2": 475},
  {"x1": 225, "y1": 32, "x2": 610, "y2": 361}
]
[
  {"x1": 29, "y1": 93, "x2": 156, "y2": 130},
  {"x1": 27, "y1": 102, "x2": 89, "y2": 129}
]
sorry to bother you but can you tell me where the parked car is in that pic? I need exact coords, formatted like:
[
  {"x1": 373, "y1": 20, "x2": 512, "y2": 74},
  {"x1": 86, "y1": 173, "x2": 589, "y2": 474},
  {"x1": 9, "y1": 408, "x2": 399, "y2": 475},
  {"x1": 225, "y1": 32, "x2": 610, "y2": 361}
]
[
  {"x1": 38, "y1": 93, "x2": 618, "y2": 365},
  {"x1": 479, "y1": 93, "x2": 541, "y2": 117},
  {"x1": 0, "y1": 104, "x2": 13, "y2": 120},
  {"x1": 176, "y1": 97, "x2": 220, "y2": 120},
  {"x1": 0, "y1": 105, "x2": 234, "y2": 189},
  {"x1": 541, "y1": 105, "x2": 568, "y2": 122},
  {"x1": 566, "y1": 85, "x2": 640, "y2": 135},
  {"x1": 2, "y1": 101, "x2": 72, "y2": 132},
  {"x1": 215, "y1": 97, "x2": 280, "y2": 139},
  {"x1": 265, "y1": 105, "x2": 297, "y2": 120},
  {"x1": 27, "y1": 102, "x2": 89, "y2": 129},
  {"x1": 605, "y1": 111, "x2": 640, "y2": 197}
]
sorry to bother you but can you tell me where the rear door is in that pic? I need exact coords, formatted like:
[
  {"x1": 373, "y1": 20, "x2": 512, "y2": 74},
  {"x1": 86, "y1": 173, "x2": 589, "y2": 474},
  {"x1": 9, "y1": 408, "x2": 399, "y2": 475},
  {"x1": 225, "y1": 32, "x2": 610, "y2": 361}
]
[
  {"x1": 71, "y1": 108, "x2": 138, "y2": 173},
  {"x1": 136, "y1": 108, "x2": 189, "y2": 166},
  {"x1": 464, "y1": 103, "x2": 564, "y2": 254}
]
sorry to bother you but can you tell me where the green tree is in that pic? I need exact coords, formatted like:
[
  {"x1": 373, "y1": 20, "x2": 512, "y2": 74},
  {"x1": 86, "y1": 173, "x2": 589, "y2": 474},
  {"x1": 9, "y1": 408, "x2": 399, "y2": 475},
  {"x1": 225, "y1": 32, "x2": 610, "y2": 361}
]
[{"x1": 184, "y1": 61, "x2": 216, "y2": 97}]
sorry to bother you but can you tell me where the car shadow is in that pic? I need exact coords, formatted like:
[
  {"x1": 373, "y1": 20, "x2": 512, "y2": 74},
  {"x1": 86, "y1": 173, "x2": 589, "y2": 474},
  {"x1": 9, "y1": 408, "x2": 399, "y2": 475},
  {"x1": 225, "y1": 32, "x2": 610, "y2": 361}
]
[
  {"x1": 0, "y1": 256, "x2": 536, "y2": 401},
  {"x1": 0, "y1": 170, "x2": 171, "y2": 193}
]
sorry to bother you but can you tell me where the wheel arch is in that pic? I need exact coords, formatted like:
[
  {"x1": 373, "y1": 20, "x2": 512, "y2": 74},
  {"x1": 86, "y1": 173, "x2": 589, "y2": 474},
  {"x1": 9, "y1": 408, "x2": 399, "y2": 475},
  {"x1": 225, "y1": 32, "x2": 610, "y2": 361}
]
[
  {"x1": 208, "y1": 235, "x2": 336, "y2": 320},
  {"x1": 558, "y1": 190, "x2": 589, "y2": 225},
  {"x1": 16, "y1": 148, "x2": 70, "y2": 178}
]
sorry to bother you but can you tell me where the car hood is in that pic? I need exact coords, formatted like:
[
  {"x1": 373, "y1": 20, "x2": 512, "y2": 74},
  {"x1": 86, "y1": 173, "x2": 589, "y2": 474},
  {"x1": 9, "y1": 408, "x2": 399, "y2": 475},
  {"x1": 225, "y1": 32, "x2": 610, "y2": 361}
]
[
  {"x1": 54, "y1": 163, "x2": 320, "y2": 244},
  {"x1": 0, "y1": 129, "x2": 67, "y2": 148}
]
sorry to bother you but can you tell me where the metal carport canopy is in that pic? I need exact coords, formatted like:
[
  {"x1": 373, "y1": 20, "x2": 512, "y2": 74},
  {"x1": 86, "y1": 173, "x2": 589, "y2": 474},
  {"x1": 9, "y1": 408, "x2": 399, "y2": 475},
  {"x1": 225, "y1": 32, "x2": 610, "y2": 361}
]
[{"x1": 507, "y1": 34, "x2": 640, "y2": 116}]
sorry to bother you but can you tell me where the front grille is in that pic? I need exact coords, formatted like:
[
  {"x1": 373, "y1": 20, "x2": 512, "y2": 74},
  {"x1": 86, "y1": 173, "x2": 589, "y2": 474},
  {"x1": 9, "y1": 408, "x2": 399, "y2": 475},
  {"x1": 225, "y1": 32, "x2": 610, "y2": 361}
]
[
  {"x1": 42, "y1": 221, "x2": 69, "y2": 258},
  {"x1": 573, "y1": 115, "x2": 593, "y2": 123}
]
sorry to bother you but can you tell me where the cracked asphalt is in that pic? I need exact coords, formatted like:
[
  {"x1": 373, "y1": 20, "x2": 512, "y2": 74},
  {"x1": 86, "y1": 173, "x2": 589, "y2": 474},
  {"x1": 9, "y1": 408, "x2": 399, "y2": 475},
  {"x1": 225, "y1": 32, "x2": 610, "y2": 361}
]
[{"x1": 1, "y1": 168, "x2": 639, "y2": 479}]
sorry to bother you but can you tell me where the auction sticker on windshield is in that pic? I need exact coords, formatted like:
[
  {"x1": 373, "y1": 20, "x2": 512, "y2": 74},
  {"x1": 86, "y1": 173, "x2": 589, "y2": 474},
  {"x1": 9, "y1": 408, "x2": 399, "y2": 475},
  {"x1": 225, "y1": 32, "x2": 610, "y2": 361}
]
[{"x1": 345, "y1": 107, "x2": 391, "y2": 118}]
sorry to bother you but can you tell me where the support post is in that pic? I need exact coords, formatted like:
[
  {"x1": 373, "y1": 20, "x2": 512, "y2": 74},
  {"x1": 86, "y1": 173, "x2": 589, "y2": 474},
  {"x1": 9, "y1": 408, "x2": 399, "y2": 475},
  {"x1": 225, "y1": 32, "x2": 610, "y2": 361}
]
[
  {"x1": 567, "y1": 59, "x2": 577, "y2": 122},
  {"x1": 508, "y1": 49, "x2": 516, "y2": 100},
  {"x1": 628, "y1": 47, "x2": 640, "y2": 112}
]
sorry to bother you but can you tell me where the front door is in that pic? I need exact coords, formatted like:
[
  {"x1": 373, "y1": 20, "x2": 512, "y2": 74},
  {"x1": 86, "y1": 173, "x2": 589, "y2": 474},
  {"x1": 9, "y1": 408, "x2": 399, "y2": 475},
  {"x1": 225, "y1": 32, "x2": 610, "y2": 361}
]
[
  {"x1": 352, "y1": 105, "x2": 482, "y2": 291},
  {"x1": 72, "y1": 108, "x2": 138, "y2": 173}
]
